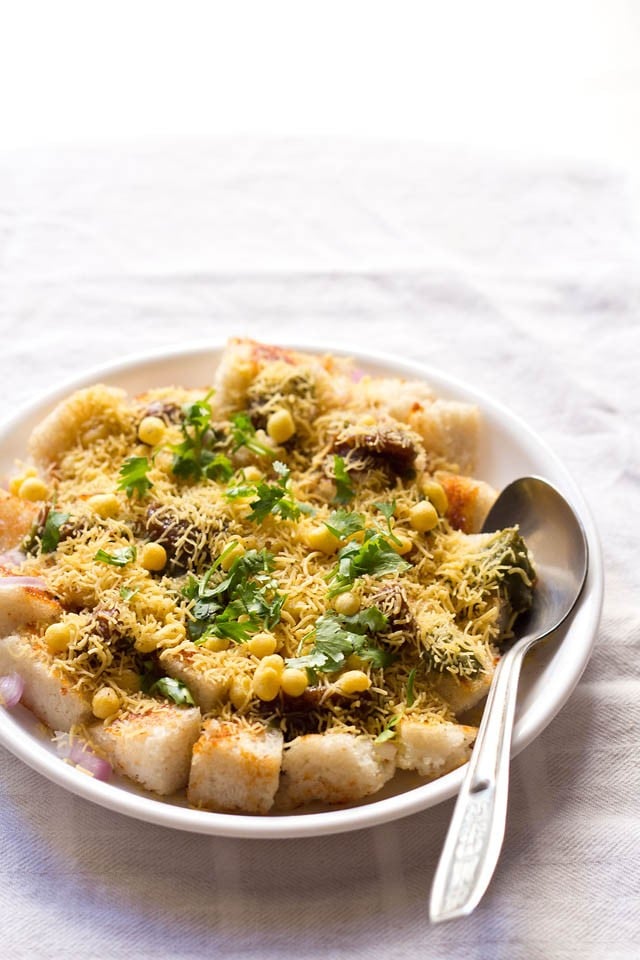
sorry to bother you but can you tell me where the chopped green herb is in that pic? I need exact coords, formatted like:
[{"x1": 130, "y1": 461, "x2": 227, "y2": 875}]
[
  {"x1": 374, "y1": 500, "x2": 402, "y2": 546},
  {"x1": 327, "y1": 530, "x2": 411, "y2": 596},
  {"x1": 324, "y1": 508, "x2": 365, "y2": 540},
  {"x1": 375, "y1": 714, "x2": 401, "y2": 743},
  {"x1": 119, "y1": 586, "x2": 139, "y2": 602},
  {"x1": 94, "y1": 546, "x2": 136, "y2": 567},
  {"x1": 286, "y1": 606, "x2": 394, "y2": 676},
  {"x1": 332, "y1": 455, "x2": 355, "y2": 504},
  {"x1": 40, "y1": 509, "x2": 70, "y2": 553},
  {"x1": 182, "y1": 548, "x2": 286, "y2": 644},
  {"x1": 149, "y1": 676, "x2": 195, "y2": 706},
  {"x1": 228, "y1": 461, "x2": 313, "y2": 524},
  {"x1": 117, "y1": 456, "x2": 153, "y2": 499},
  {"x1": 170, "y1": 392, "x2": 233, "y2": 482},
  {"x1": 230, "y1": 412, "x2": 276, "y2": 459}
]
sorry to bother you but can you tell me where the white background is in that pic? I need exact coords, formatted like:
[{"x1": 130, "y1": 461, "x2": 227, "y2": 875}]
[{"x1": 1, "y1": 0, "x2": 639, "y2": 166}]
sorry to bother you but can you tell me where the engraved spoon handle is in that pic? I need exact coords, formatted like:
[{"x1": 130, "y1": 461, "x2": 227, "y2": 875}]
[{"x1": 429, "y1": 636, "x2": 533, "y2": 922}]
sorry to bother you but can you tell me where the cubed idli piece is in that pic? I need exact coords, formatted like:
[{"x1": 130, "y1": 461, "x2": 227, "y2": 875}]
[
  {"x1": 397, "y1": 719, "x2": 477, "y2": 778},
  {"x1": 409, "y1": 400, "x2": 480, "y2": 475},
  {"x1": 29, "y1": 384, "x2": 131, "y2": 465},
  {"x1": 0, "y1": 632, "x2": 92, "y2": 730},
  {"x1": 160, "y1": 645, "x2": 229, "y2": 712},
  {"x1": 350, "y1": 377, "x2": 478, "y2": 473},
  {"x1": 436, "y1": 472, "x2": 496, "y2": 534},
  {"x1": 90, "y1": 702, "x2": 201, "y2": 796},
  {"x1": 0, "y1": 581, "x2": 61, "y2": 635},
  {"x1": 187, "y1": 720, "x2": 283, "y2": 814},
  {"x1": 429, "y1": 658, "x2": 495, "y2": 716},
  {"x1": 0, "y1": 491, "x2": 39, "y2": 553},
  {"x1": 276, "y1": 732, "x2": 396, "y2": 810}
]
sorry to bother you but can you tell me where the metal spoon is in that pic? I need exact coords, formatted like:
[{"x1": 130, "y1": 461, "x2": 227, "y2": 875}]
[{"x1": 429, "y1": 476, "x2": 589, "y2": 923}]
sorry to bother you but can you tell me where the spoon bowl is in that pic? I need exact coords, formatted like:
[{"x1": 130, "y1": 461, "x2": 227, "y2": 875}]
[
  {"x1": 482, "y1": 476, "x2": 589, "y2": 641},
  {"x1": 430, "y1": 476, "x2": 589, "y2": 923}
]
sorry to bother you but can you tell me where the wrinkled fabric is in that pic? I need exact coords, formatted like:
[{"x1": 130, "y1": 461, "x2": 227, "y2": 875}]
[{"x1": 0, "y1": 140, "x2": 638, "y2": 960}]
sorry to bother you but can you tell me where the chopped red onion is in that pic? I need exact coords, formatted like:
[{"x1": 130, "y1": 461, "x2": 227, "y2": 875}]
[
  {"x1": 350, "y1": 368, "x2": 365, "y2": 383},
  {"x1": 0, "y1": 575, "x2": 48, "y2": 590},
  {"x1": 55, "y1": 732, "x2": 112, "y2": 781},
  {"x1": 0, "y1": 548, "x2": 26, "y2": 569},
  {"x1": 0, "y1": 672, "x2": 25, "y2": 708}
]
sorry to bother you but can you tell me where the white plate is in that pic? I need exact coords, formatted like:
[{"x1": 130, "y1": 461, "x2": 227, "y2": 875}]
[{"x1": 0, "y1": 341, "x2": 603, "y2": 838}]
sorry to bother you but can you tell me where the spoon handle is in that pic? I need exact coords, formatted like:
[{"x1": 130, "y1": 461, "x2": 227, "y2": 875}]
[{"x1": 429, "y1": 637, "x2": 531, "y2": 923}]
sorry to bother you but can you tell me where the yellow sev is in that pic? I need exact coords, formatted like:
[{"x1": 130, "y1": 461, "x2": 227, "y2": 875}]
[{"x1": 16, "y1": 362, "x2": 531, "y2": 741}]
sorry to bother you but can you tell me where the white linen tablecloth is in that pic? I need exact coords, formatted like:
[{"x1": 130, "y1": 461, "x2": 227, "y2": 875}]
[{"x1": 0, "y1": 139, "x2": 638, "y2": 960}]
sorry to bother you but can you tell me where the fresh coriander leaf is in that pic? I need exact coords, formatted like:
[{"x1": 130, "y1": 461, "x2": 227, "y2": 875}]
[
  {"x1": 327, "y1": 531, "x2": 411, "y2": 596},
  {"x1": 225, "y1": 481, "x2": 255, "y2": 500},
  {"x1": 230, "y1": 412, "x2": 276, "y2": 459},
  {"x1": 183, "y1": 392, "x2": 214, "y2": 432},
  {"x1": 406, "y1": 666, "x2": 417, "y2": 707},
  {"x1": 202, "y1": 452, "x2": 234, "y2": 481},
  {"x1": 325, "y1": 509, "x2": 365, "y2": 540},
  {"x1": 340, "y1": 606, "x2": 388, "y2": 634},
  {"x1": 375, "y1": 715, "x2": 401, "y2": 743},
  {"x1": 94, "y1": 546, "x2": 136, "y2": 567},
  {"x1": 247, "y1": 478, "x2": 289, "y2": 522},
  {"x1": 150, "y1": 676, "x2": 195, "y2": 706},
  {"x1": 117, "y1": 456, "x2": 153, "y2": 499},
  {"x1": 332, "y1": 455, "x2": 355, "y2": 504},
  {"x1": 374, "y1": 500, "x2": 396, "y2": 523},
  {"x1": 287, "y1": 615, "x2": 354, "y2": 673},
  {"x1": 374, "y1": 500, "x2": 402, "y2": 545},
  {"x1": 119, "y1": 585, "x2": 139, "y2": 601},
  {"x1": 286, "y1": 608, "x2": 394, "y2": 675},
  {"x1": 354, "y1": 641, "x2": 396, "y2": 669},
  {"x1": 183, "y1": 548, "x2": 285, "y2": 644},
  {"x1": 40, "y1": 509, "x2": 70, "y2": 553},
  {"x1": 170, "y1": 392, "x2": 229, "y2": 482},
  {"x1": 244, "y1": 463, "x2": 306, "y2": 524}
]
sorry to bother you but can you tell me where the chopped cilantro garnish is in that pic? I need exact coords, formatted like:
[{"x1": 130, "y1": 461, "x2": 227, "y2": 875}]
[
  {"x1": 230, "y1": 412, "x2": 276, "y2": 459},
  {"x1": 40, "y1": 509, "x2": 70, "y2": 553},
  {"x1": 332, "y1": 455, "x2": 355, "y2": 504},
  {"x1": 119, "y1": 585, "x2": 139, "y2": 602},
  {"x1": 117, "y1": 456, "x2": 153, "y2": 499},
  {"x1": 375, "y1": 714, "x2": 401, "y2": 743},
  {"x1": 182, "y1": 548, "x2": 286, "y2": 644},
  {"x1": 286, "y1": 606, "x2": 394, "y2": 676},
  {"x1": 374, "y1": 500, "x2": 402, "y2": 545},
  {"x1": 324, "y1": 508, "x2": 365, "y2": 540},
  {"x1": 149, "y1": 676, "x2": 195, "y2": 706},
  {"x1": 94, "y1": 546, "x2": 136, "y2": 567},
  {"x1": 327, "y1": 530, "x2": 411, "y2": 596},
  {"x1": 227, "y1": 461, "x2": 313, "y2": 524},
  {"x1": 170, "y1": 392, "x2": 233, "y2": 482}
]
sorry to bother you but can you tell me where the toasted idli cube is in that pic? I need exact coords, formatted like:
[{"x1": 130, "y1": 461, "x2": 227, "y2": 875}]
[
  {"x1": 397, "y1": 719, "x2": 477, "y2": 778},
  {"x1": 0, "y1": 632, "x2": 92, "y2": 730},
  {"x1": 436, "y1": 472, "x2": 497, "y2": 534},
  {"x1": 187, "y1": 720, "x2": 283, "y2": 814},
  {"x1": 160, "y1": 645, "x2": 229, "y2": 712},
  {"x1": 0, "y1": 581, "x2": 61, "y2": 636},
  {"x1": 90, "y1": 702, "x2": 201, "y2": 796},
  {"x1": 0, "y1": 491, "x2": 39, "y2": 553},
  {"x1": 429, "y1": 657, "x2": 495, "y2": 716},
  {"x1": 29, "y1": 384, "x2": 131, "y2": 465},
  {"x1": 276, "y1": 732, "x2": 396, "y2": 810}
]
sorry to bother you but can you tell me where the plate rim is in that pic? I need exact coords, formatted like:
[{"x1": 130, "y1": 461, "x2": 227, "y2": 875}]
[{"x1": 0, "y1": 338, "x2": 604, "y2": 839}]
